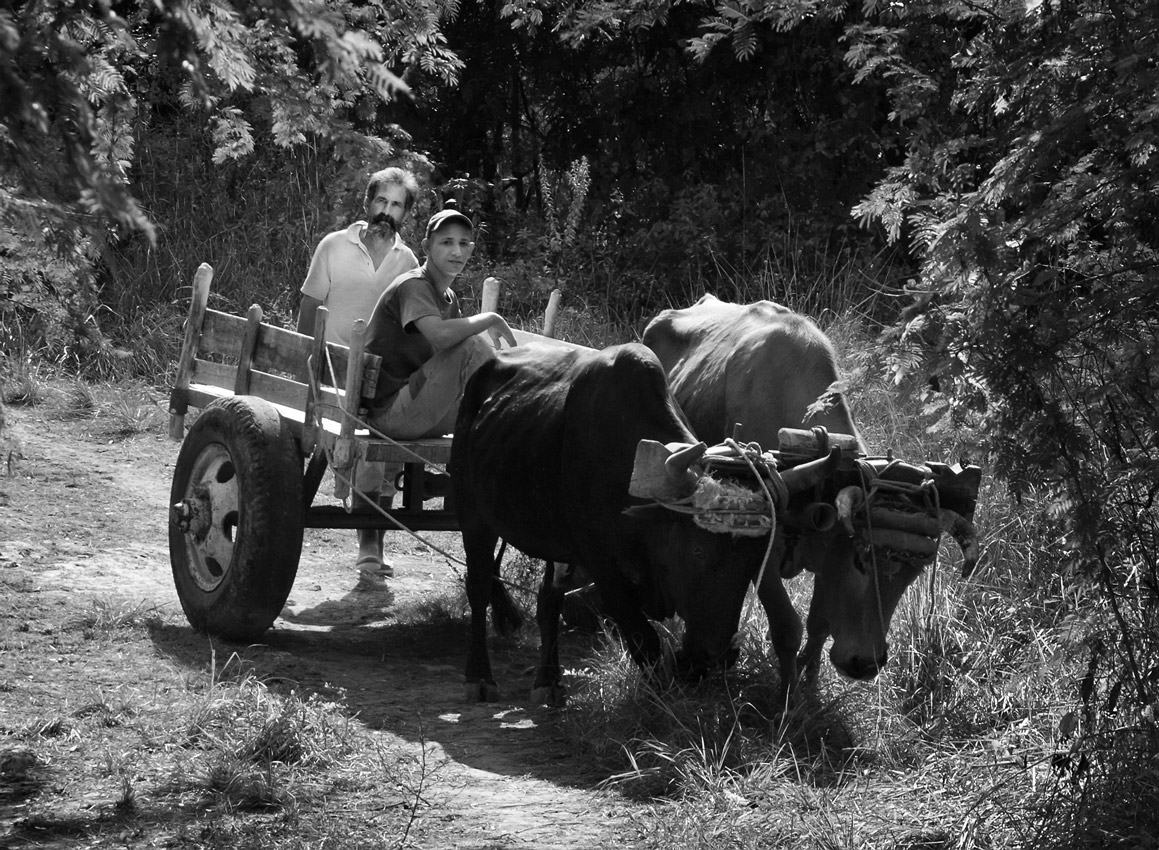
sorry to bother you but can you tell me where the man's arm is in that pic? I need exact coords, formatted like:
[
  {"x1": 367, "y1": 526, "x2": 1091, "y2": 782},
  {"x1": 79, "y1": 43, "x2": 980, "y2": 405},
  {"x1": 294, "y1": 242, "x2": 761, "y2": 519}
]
[
  {"x1": 413, "y1": 312, "x2": 517, "y2": 350},
  {"x1": 296, "y1": 295, "x2": 324, "y2": 335}
]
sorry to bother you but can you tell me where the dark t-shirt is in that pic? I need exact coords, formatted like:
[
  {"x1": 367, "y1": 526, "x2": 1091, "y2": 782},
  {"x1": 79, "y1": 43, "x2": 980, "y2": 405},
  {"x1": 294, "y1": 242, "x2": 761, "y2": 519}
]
[{"x1": 364, "y1": 268, "x2": 462, "y2": 410}]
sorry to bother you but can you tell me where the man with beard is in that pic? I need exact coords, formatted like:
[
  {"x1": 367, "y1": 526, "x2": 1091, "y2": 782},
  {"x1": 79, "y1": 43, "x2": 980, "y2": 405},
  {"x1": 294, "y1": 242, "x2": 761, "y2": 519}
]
[{"x1": 297, "y1": 167, "x2": 420, "y2": 585}]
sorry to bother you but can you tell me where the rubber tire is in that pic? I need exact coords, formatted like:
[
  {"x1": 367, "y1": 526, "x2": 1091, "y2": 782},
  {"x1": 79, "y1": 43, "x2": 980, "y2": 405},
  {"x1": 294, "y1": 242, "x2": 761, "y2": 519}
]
[{"x1": 169, "y1": 396, "x2": 304, "y2": 641}]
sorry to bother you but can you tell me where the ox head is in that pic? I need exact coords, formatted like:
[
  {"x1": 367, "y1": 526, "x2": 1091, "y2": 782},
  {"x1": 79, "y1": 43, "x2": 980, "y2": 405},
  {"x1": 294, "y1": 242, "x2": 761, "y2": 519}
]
[
  {"x1": 788, "y1": 466, "x2": 981, "y2": 681},
  {"x1": 629, "y1": 442, "x2": 844, "y2": 677},
  {"x1": 647, "y1": 521, "x2": 764, "y2": 676}
]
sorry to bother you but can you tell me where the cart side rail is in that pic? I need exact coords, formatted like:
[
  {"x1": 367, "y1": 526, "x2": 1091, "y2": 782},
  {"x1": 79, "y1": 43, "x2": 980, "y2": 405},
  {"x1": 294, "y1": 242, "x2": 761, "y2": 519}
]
[{"x1": 167, "y1": 263, "x2": 380, "y2": 459}]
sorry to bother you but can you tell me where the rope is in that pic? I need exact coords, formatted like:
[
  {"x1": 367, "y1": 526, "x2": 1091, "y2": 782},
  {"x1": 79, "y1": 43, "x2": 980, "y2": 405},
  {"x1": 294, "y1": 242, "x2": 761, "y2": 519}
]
[
  {"x1": 856, "y1": 461, "x2": 887, "y2": 644},
  {"x1": 723, "y1": 438, "x2": 779, "y2": 628}
]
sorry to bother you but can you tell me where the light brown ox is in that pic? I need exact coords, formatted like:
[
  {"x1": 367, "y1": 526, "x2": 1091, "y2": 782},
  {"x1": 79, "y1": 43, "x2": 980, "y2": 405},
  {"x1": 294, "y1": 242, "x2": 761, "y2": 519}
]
[{"x1": 642, "y1": 294, "x2": 979, "y2": 687}]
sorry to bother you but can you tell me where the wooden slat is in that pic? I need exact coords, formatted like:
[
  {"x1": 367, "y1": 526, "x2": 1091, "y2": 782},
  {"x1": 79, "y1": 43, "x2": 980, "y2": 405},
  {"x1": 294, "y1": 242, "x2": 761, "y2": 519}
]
[
  {"x1": 192, "y1": 359, "x2": 345, "y2": 419},
  {"x1": 199, "y1": 309, "x2": 247, "y2": 359},
  {"x1": 185, "y1": 383, "x2": 354, "y2": 439},
  {"x1": 199, "y1": 308, "x2": 380, "y2": 397},
  {"x1": 189, "y1": 358, "x2": 236, "y2": 393}
]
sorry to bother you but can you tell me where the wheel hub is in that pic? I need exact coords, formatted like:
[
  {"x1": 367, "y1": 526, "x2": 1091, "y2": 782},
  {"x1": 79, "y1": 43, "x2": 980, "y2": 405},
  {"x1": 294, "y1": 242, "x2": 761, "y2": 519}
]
[
  {"x1": 171, "y1": 488, "x2": 212, "y2": 539},
  {"x1": 174, "y1": 443, "x2": 240, "y2": 592}
]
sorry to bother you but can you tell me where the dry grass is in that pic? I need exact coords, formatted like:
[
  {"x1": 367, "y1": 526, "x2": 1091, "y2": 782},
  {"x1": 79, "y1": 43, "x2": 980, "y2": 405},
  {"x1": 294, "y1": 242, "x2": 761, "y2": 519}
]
[{"x1": 3, "y1": 617, "x2": 432, "y2": 850}]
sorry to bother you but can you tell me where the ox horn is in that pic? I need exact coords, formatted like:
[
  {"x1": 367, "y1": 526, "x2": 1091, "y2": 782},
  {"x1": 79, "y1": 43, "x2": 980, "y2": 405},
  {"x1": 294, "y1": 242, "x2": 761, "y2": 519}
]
[
  {"x1": 665, "y1": 440, "x2": 708, "y2": 495},
  {"x1": 939, "y1": 508, "x2": 981, "y2": 577},
  {"x1": 666, "y1": 440, "x2": 708, "y2": 475},
  {"x1": 836, "y1": 485, "x2": 865, "y2": 536},
  {"x1": 780, "y1": 446, "x2": 842, "y2": 496}
]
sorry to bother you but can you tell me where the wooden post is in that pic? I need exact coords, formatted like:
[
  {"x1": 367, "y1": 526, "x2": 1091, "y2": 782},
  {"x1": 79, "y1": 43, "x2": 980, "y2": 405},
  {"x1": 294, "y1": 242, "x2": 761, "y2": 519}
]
[
  {"x1": 543, "y1": 288, "x2": 562, "y2": 339},
  {"x1": 233, "y1": 304, "x2": 264, "y2": 395},
  {"x1": 302, "y1": 306, "x2": 329, "y2": 456},
  {"x1": 333, "y1": 318, "x2": 367, "y2": 501},
  {"x1": 481, "y1": 276, "x2": 500, "y2": 314},
  {"x1": 168, "y1": 263, "x2": 213, "y2": 440}
]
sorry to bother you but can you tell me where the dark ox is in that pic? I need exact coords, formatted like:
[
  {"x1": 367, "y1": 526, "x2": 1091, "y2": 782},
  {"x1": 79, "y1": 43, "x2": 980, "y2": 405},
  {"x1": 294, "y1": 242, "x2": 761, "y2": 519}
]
[
  {"x1": 450, "y1": 342, "x2": 835, "y2": 703},
  {"x1": 643, "y1": 294, "x2": 978, "y2": 684}
]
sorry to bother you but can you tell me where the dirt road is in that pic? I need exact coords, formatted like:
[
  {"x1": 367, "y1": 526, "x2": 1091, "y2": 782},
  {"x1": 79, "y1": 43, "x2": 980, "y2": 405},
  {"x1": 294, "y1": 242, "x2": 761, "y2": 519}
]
[{"x1": 0, "y1": 393, "x2": 638, "y2": 848}]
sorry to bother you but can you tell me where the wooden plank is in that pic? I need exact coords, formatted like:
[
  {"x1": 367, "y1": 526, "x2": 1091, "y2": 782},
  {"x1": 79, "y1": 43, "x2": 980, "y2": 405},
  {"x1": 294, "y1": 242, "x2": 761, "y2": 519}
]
[
  {"x1": 199, "y1": 309, "x2": 248, "y2": 360},
  {"x1": 168, "y1": 264, "x2": 213, "y2": 440},
  {"x1": 185, "y1": 383, "x2": 354, "y2": 440},
  {"x1": 190, "y1": 358, "x2": 243, "y2": 393},
  {"x1": 192, "y1": 359, "x2": 347, "y2": 418},
  {"x1": 362, "y1": 437, "x2": 454, "y2": 465}
]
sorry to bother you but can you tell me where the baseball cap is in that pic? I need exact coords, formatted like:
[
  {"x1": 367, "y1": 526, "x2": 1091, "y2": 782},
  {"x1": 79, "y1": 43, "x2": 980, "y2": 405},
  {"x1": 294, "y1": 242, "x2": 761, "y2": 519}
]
[{"x1": 425, "y1": 200, "x2": 473, "y2": 238}]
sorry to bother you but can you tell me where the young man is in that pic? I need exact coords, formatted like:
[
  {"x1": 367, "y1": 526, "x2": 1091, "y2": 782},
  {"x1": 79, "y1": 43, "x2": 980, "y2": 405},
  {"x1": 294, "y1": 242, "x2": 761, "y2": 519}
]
[
  {"x1": 352, "y1": 203, "x2": 517, "y2": 583},
  {"x1": 296, "y1": 167, "x2": 419, "y2": 583}
]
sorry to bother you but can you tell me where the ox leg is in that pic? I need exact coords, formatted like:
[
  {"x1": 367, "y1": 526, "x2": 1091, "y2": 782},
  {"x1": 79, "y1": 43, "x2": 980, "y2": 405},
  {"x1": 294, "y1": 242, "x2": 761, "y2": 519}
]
[
  {"x1": 463, "y1": 525, "x2": 502, "y2": 702},
  {"x1": 530, "y1": 560, "x2": 567, "y2": 706},
  {"x1": 756, "y1": 569, "x2": 803, "y2": 708},
  {"x1": 797, "y1": 593, "x2": 829, "y2": 685},
  {"x1": 598, "y1": 578, "x2": 664, "y2": 680}
]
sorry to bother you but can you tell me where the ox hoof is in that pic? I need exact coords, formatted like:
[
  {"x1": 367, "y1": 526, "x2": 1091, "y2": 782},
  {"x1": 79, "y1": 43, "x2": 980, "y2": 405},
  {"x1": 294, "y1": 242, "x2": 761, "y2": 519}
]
[
  {"x1": 464, "y1": 680, "x2": 499, "y2": 702},
  {"x1": 530, "y1": 684, "x2": 566, "y2": 707}
]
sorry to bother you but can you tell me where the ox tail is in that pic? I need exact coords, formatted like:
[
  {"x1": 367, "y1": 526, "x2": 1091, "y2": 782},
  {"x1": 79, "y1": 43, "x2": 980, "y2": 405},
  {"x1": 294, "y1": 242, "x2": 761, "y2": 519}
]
[{"x1": 489, "y1": 539, "x2": 525, "y2": 636}]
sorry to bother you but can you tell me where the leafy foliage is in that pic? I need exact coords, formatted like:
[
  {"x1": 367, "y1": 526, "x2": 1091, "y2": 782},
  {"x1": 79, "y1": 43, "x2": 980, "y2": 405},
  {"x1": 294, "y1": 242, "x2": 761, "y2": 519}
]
[
  {"x1": 0, "y1": 0, "x2": 436, "y2": 238},
  {"x1": 844, "y1": 4, "x2": 1159, "y2": 842}
]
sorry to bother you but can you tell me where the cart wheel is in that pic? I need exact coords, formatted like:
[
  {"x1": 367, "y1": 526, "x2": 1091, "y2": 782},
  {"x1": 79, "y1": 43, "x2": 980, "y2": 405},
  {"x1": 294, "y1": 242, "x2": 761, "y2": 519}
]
[{"x1": 169, "y1": 396, "x2": 304, "y2": 640}]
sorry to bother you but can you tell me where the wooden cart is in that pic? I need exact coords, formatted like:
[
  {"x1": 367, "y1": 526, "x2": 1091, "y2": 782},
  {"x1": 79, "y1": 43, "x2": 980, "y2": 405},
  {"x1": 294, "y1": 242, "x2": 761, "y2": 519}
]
[{"x1": 166, "y1": 263, "x2": 580, "y2": 641}]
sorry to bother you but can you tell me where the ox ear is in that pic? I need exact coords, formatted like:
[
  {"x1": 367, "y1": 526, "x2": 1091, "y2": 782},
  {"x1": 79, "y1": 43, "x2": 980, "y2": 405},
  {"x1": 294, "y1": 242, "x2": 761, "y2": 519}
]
[{"x1": 629, "y1": 439, "x2": 704, "y2": 500}]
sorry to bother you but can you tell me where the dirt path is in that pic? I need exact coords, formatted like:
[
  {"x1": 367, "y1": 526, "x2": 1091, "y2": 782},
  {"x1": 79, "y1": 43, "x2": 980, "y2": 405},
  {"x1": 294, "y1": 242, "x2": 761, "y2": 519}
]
[{"x1": 0, "y1": 397, "x2": 638, "y2": 848}]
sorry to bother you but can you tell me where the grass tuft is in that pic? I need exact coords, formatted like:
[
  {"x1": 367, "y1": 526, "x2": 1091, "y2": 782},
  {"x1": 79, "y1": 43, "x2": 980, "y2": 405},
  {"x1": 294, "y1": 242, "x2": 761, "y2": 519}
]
[{"x1": 68, "y1": 599, "x2": 162, "y2": 638}]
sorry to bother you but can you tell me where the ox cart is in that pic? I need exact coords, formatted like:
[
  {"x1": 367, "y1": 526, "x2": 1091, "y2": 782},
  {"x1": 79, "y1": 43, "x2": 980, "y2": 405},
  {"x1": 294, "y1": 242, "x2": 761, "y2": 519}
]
[
  {"x1": 165, "y1": 263, "x2": 578, "y2": 641},
  {"x1": 166, "y1": 264, "x2": 984, "y2": 655}
]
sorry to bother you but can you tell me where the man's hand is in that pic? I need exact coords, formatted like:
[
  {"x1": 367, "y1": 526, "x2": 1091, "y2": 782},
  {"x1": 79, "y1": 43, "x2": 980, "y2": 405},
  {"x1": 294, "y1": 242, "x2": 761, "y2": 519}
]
[{"x1": 487, "y1": 314, "x2": 518, "y2": 349}]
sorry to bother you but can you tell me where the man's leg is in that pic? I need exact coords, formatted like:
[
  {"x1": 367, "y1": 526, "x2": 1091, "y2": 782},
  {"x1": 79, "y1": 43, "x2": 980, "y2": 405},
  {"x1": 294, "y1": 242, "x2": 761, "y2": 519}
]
[
  {"x1": 352, "y1": 460, "x2": 401, "y2": 580},
  {"x1": 370, "y1": 335, "x2": 495, "y2": 439},
  {"x1": 356, "y1": 336, "x2": 493, "y2": 586}
]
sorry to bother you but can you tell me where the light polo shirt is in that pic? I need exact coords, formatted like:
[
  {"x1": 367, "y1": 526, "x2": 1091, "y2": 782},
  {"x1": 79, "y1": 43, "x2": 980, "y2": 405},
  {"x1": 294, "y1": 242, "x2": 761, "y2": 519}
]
[{"x1": 300, "y1": 222, "x2": 418, "y2": 346}]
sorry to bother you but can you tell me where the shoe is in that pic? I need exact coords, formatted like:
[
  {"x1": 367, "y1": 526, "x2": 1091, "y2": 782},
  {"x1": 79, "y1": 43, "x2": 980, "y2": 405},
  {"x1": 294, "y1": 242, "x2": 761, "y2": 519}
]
[{"x1": 356, "y1": 554, "x2": 394, "y2": 583}]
